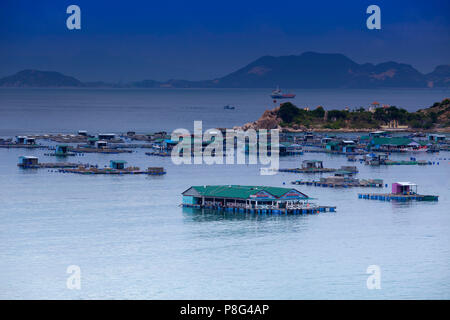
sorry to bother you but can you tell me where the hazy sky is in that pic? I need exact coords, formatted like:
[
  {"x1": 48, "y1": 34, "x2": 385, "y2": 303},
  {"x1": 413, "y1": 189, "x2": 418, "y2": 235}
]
[{"x1": 0, "y1": 0, "x2": 449, "y2": 82}]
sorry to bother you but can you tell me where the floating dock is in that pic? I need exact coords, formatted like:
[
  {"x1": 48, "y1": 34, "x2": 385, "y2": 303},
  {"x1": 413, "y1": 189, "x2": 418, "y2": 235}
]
[
  {"x1": 72, "y1": 147, "x2": 132, "y2": 154},
  {"x1": 358, "y1": 193, "x2": 438, "y2": 201},
  {"x1": 279, "y1": 160, "x2": 337, "y2": 173},
  {"x1": 358, "y1": 182, "x2": 438, "y2": 201},
  {"x1": 44, "y1": 145, "x2": 77, "y2": 157},
  {"x1": 364, "y1": 153, "x2": 430, "y2": 166},
  {"x1": 59, "y1": 160, "x2": 166, "y2": 175},
  {"x1": 279, "y1": 167, "x2": 336, "y2": 173},
  {"x1": 383, "y1": 160, "x2": 429, "y2": 165},
  {"x1": 59, "y1": 167, "x2": 166, "y2": 175},
  {"x1": 182, "y1": 203, "x2": 335, "y2": 214},
  {"x1": 292, "y1": 179, "x2": 383, "y2": 188},
  {"x1": 279, "y1": 160, "x2": 358, "y2": 174},
  {"x1": 0, "y1": 143, "x2": 41, "y2": 149},
  {"x1": 17, "y1": 156, "x2": 78, "y2": 169},
  {"x1": 145, "y1": 151, "x2": 171, "y2": 157}
]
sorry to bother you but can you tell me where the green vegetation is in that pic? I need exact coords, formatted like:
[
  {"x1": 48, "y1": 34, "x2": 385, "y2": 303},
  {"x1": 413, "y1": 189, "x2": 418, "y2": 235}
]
[{"x1": 276, "y1": 99, "x2": 450, "y2": 130}]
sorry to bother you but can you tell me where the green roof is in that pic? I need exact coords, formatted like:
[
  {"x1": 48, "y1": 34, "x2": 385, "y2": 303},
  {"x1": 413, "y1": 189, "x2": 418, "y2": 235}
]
[
  {"x1": 189, "y1": 185, "x2": 308, "y2": 200},
  {"x1": 371, "y1": 137, "x2": 412, "y2": 146}
]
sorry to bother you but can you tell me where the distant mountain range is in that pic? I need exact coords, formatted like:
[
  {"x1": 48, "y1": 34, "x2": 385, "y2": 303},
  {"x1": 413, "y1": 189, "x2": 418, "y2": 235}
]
[{"x1": 1, "y1": 52, "x2": 449, "y2": 88}]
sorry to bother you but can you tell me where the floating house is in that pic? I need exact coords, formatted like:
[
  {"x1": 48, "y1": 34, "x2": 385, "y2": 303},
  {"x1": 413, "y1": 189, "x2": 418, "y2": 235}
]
[
  {"x1": 325, "y1": 141, "x2": 340, "y2": 152},
  {"x1": 18, "y1": 156, "x2": 39, "y2": 167},
  {"x1": 25, "y1": 137, "x2": 36, "y2": 145},
  {"x1": 98, "y1": 133, "x2": 116, "y2": 140},
  {"x1": 96, "y1": 140, "x2": 108, "y2": 149},
  {"x1": 428, "y1": 134, "x2": 446, "y2": 143},
  {"x1": 44, "y1": 144, "x2": 75, "y2": 157},
  {"x1": 325, "y1": 140, "x2": 357, "y2": 153},
  {"x1": 78, "y1": 130, "x2": 88, "y2": 136},
  {"x1": 303, "y1": 160, "x2": 325, "y2": 169},
  {"x1": 292, "y1": 176, "x2": 383, "y2": 188},
  {"x1": 321, "y1": 137, "x2": 332, "y2": 144},
  {"x1": 368, "y1": 137, "x2": 425, "y2": 152},
  {"x1": 110, "y1": 160, "x2": 127, "y2": 170},
  {"x1": 16, "y1": 136, "x2": 27, "y2": 144},
  {"x1": 340, "y1": 166, "x2": 358, "y2": 173},
  {"x1": 364, "y1": 153, "x2": 389, "y2": 165},
  {"x1": 342, "y1": 140, "x2": 356, "y2": 153},
  {"x1": 369, "y1": 131, "x2": 388, "y2": 138},
  {"x1": 301, "y1": 132, "x2": 315, "y2": 142},
  {"x1": 392, "y1": 182, "x2": 417, "y2": 195},
  {"x1": 0, "y1": 136, "x2": 39, "y2": 148},
  {"x1": 359, "y1": 182, "x2": 438, "y2": 201},
  {"x1": 278, "y1": 160, "x2": 337, "y2": 173},
  {"x1": 14, "y1": 136, "x2": 36, "y2": 145},
  {"x1": 55, "y1": 144, "x2": 70, "y2": 156},
  {"x1": 181, "y1": 185, "x2": 335, "y2": 214},
  {"x1": 87, "y1": 137, "x2": 99, "y2": 146},
  {"x1": 363, "y1": 153, "x2": 429, "y2": 166},
  {"x1": 285, "y1": 143, "x2": 303, "y2": 155},
  {"x1": 17, "y1": 156, "x2": 78, "y2": 169}
]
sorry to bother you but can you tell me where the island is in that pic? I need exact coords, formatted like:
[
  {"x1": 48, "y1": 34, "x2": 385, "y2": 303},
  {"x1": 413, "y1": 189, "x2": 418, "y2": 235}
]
[{"x1": 239, "y1": 99, "x2": 450, "y2": 132}]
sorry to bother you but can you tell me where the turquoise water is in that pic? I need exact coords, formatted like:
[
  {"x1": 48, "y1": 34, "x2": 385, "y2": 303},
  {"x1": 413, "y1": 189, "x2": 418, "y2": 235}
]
[
  {"x1": 0, "y1": 147, "x2": 449, "y2": 299},
  {"x1": 0, "y1": 88, "x2": 449, "y2": 299}
]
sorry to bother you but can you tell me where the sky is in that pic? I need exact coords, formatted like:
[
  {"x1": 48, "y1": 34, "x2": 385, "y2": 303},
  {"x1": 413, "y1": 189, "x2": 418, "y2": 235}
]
[{"x1": 0, "y1": 0, "x2": 449, "y2": 82}]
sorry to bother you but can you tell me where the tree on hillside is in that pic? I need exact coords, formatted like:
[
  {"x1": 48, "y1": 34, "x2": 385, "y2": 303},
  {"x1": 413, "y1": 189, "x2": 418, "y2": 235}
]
[{"x1": 277, "y1": 102, "x2": 299, "y2": 123}]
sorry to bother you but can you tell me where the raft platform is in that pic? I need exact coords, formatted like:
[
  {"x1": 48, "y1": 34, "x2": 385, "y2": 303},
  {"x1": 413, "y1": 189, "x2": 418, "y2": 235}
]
[
  {"x1": 145, "y1": 151, "x2": 172, "y2": 157},
  {"x1": 0, "y1": 144, "x2": 41, "y2": 149},
  {"x1": 59, "y1": 166, "x2": 166, "y2": 175},
  {"x1": 384, "y1": 160, "x2": 429, "y2": 165},
  {"x1": 292, "y1": 179, "x2": 383, "y2": 188},
  {"x1": 358, "y1": 193, "x2": 438, "y2": 201},
  {"x1": 72, "y1": 147, "x2": 132, "y2": 154},
  {"x1": 279, "y1": 167, "x2": 336, "y2": 173},
  {"x1": 18, "y1": 163, "x2": 79, "y2": 169},
  {"x1": 181, "y1": 203, "x2": 336, "y2": 214}
]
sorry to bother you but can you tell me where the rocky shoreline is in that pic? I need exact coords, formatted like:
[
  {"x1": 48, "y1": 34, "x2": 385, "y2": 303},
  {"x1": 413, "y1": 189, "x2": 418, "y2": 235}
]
[{"x1": 236, "y1": 100, "x2": 450, "y2": 133}]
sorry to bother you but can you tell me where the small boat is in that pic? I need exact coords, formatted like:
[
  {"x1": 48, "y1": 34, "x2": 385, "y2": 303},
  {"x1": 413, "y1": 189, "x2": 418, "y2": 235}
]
[
  {"x1": 224, "y1": 105, "x2": 235, "y2": 110},
  {"x1": 270, "y1": 86, "x2": 296, "y2": 99}
]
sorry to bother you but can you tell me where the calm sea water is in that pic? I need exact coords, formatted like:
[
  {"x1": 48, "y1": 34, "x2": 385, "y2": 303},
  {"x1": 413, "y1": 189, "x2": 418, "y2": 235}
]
[
  {"x1": 0, "y1": 87, "x2": 449, "y2": 135},
  {"x1": 0, "y1": 88, "x2": 449, "y2": 299}
]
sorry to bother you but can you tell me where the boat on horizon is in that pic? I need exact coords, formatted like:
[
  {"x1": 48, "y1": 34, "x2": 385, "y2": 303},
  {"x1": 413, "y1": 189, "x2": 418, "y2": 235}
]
[
  {"x1": 270, "y1": 87, "x2": 296, "y2": 99},
  {"x1": 224, "y1": 105, "x2": 235, "y2": 110}
]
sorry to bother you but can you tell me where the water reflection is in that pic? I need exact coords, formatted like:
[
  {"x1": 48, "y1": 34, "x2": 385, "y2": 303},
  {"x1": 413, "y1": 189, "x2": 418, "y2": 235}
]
[{"x1": 182, "y1": 206, "x2": 316, "y2": 222}]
